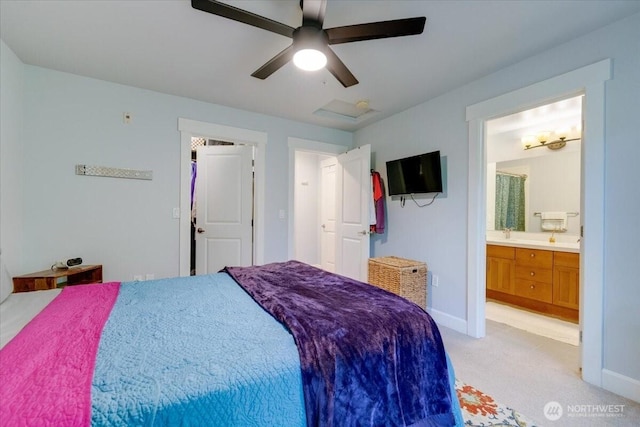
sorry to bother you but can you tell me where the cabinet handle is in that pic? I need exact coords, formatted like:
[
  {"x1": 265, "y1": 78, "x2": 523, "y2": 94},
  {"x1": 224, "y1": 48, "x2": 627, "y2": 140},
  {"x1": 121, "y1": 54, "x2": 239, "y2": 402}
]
[
  {"x1": 530, "y1": 271, "x2": 535, "y2": 276},
  {"x1": 530, "y1": 253, "x2": 535, "y2": 258},
  {"x1": 530, "y1": 284, "x2": 535, "y2": 289}
]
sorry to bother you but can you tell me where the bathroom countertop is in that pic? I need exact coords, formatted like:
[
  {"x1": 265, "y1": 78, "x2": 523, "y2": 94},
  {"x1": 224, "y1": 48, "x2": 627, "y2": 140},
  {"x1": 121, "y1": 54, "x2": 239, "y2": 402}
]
[{"x1": 486, "y1": 238, "x2": 580, "y2": 253}]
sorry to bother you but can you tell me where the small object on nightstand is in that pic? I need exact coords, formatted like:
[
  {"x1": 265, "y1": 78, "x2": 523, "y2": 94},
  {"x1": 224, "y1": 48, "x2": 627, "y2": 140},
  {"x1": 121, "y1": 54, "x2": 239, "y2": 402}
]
[{"x1": 51, "y1": 261, "x2": 69, "y2": 271}]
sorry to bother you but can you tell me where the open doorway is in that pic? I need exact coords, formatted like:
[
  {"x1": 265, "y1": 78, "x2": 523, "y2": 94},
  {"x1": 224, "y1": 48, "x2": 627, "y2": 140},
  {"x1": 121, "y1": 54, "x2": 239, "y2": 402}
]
[
  {"x1": 292, "y1": 150, "x2": 334, "y2": 269},
  {"x1": 288, "y1": 139, "x2": 372, "y2": 282},
  {"x1": 465, "y1": 59, "x2": 611, "y2": 387},
  {"x1": 287, "y1": 138, "x2": 345, "y2": 266},
  {"x1": 484, "y1": 96, "x2": 582, "y2": 347}
]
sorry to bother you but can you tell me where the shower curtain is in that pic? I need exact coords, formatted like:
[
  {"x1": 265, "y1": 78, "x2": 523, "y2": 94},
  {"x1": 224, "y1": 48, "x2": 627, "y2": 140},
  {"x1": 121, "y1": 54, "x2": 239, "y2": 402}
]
[{"x1": 495, "y1": 173, "x2": 525, "y2": 231}]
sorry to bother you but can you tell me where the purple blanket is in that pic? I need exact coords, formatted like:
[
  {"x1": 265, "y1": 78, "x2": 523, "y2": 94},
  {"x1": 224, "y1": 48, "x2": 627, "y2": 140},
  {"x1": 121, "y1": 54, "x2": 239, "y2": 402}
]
[{"x1": 224, "y1": 261, "x2": 454, "y2": 427}]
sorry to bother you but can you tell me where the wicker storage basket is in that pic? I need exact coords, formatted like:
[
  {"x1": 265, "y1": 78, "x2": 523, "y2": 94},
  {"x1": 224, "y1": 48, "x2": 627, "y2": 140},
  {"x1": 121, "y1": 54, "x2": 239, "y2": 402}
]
[{"x1": 368, "y1": 256, "x2": 427, "y2": 309}]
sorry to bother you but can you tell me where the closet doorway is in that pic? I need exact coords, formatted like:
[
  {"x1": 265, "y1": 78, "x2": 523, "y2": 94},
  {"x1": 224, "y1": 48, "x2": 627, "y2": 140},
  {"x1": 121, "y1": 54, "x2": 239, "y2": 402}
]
[
  {"x1": 190, "y1": 138, "x2": 254, "y2": 275},
  {"x1": 178, "y1": 118, "x2": 267, "y2": 278}
]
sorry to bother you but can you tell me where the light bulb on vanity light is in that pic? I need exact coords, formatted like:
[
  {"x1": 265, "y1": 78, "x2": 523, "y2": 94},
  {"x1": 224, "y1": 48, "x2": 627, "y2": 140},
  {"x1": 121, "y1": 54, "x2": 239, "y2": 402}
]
[
  {"x1": 555, "y1": 127, "x2": 570, "y2": 140},
  {"x1": 537, "y1": 131, "x2": 551, "y2": 144},
  {"x1": 521, "y1": 135, "x2": 536, "y2": 149}
]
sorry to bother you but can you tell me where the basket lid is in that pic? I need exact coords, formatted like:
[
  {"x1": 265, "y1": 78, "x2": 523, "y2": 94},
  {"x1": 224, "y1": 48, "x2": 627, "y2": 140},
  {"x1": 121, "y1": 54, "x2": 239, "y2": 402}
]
[{"x1": 370, "y1": 256, "x2": 425, "y2": 268}]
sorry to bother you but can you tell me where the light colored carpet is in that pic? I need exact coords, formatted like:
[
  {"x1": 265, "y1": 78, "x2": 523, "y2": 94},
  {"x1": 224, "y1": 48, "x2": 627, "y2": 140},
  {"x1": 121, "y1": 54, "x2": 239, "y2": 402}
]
[
  {"x1": 442, "y1": 320, "x2": 640, "y2": 426},
  {"x1": 485, "y1": 301, "x2": 579, "y2": 346}
]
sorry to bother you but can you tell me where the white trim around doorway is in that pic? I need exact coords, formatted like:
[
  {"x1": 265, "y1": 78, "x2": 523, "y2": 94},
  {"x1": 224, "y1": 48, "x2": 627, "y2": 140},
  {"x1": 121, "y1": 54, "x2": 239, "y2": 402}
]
[
  {"x1": 465, "y1": 59, "x2": 611, "y2": 388},
  {"x1": 178, "y1": 118, "x2": 267, "y2": 276}
]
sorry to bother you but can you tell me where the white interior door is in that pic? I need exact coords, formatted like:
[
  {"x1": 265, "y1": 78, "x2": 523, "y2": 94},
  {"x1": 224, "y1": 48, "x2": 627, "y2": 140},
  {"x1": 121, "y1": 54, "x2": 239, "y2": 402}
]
[
  {"x1": 195, "y1": 145, "x2": 253, "y2": 274},
  {"x1": 335, "y1": 145, "x2": 371, "y2": 281},
  {"x1": 320, "y1": 157, "x2": 337, "y2": 272}
]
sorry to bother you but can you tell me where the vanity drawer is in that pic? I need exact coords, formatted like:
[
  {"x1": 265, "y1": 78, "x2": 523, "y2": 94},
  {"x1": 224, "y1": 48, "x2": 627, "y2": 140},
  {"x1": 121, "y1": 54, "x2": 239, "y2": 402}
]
[
  {"x1": 554, "y1": 251, "x2": 579, "y2": 268},
  {"x1": 515, "y1": 248, "x2": 553, "y2": 269},
  {"x1": 515, "y1": 266, "x2": 553, "y2": 284},
  {"x1": 514, "y1": 279, "x2": 553, "y2": 303},
  {"x1": 487, "y1": 245, "x2": 515, "y2": 259}
]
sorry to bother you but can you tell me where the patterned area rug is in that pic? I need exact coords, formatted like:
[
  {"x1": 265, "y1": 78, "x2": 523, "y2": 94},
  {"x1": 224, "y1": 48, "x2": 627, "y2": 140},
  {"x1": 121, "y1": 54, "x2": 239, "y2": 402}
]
[{"x1": 456, "y1": 380, "x2": 540, "y2": 426}]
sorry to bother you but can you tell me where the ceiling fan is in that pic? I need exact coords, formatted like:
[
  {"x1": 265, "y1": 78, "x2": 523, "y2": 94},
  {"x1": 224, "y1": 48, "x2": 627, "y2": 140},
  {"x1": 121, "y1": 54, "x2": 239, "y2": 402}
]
[{"x1": 191, "y1": 0, "x2": 426, "y2": 87}]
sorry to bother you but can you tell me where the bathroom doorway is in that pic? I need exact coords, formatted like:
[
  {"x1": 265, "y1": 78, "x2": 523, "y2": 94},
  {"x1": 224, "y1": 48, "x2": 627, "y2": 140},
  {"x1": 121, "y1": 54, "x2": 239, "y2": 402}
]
[
  {"x1": 484, "y1": 95, "x2": 582, "y2": 347},
  {"x1": 466, "y1": 59, "x2": 610, "y2": 387}
]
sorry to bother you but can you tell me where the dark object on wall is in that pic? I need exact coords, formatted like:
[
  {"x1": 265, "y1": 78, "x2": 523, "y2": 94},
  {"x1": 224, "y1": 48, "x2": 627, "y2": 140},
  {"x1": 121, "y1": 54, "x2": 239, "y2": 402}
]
[{"x1": 386, "y1": 151, "x2": 443, "y2": 196}]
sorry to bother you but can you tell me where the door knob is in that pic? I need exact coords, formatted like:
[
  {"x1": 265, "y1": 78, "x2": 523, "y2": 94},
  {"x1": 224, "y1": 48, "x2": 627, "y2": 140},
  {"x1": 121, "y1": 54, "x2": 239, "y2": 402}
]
[
  {"x1": 358, "y1": 230, "x2": 369, "y2": 235},
  {"x1": 197, "y1": 228, "x2": 205, "y2": 234}
]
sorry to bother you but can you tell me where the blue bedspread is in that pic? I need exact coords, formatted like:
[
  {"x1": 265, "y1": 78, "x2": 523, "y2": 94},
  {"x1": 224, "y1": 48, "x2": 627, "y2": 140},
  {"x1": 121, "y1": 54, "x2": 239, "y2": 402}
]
[
  {"x1": 225, "y1": 261, "x2": 457, "y2": 427},
  {"x1": 91, "y1": 270, "x2": 463, "y2": 426},
  {"x1": 91, "y1": 274, "x2": 306, "y2": 426}
]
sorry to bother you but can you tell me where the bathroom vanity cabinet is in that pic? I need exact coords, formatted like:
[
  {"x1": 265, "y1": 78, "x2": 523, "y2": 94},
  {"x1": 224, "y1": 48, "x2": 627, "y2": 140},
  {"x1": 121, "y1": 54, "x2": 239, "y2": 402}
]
[{"x1": 486, "y1": 245, "x2": 579, "y2": 323}]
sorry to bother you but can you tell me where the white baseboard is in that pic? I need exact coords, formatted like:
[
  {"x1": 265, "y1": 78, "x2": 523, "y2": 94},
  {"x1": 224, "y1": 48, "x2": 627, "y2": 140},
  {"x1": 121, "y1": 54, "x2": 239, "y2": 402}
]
[
  {"x1": 602, "y1": 369, "x2": 640, "y2": 403},
  {"x1": 427, "y1": 308, "x2": 467, "y2": 334}
]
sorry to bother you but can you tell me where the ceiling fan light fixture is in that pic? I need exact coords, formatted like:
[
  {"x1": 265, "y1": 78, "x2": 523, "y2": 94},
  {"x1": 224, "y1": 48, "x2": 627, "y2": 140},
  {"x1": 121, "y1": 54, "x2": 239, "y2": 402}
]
[
  {"x1": 293, "y1": 48, "x2": 327, "y2": 71},
  {"x1": 292, "y1": 26, "x2": 328, "y2": 71},
  {"x1": 192, "y1": 0, "x2": 426, "y2": 86}
]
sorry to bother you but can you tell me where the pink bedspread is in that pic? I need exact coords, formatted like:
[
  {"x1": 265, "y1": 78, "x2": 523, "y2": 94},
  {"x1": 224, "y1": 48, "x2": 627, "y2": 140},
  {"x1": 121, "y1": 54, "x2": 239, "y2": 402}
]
[{"x1": 0, "y1": 283, "x2": 120, "y2": 426}]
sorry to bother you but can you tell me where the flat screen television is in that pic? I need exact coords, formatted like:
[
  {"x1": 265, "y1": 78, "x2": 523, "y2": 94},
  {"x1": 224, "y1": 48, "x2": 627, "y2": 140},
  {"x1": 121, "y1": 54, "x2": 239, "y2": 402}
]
[{"x1": 386, "y1": 150, "x2": 443, "y2": 195}]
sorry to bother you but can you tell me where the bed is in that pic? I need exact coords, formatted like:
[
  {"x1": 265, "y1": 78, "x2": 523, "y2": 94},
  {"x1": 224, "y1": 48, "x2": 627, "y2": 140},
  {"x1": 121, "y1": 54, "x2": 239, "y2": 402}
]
[{"x1": 1, "y1": 260, "x2": 463, "y2": 426}]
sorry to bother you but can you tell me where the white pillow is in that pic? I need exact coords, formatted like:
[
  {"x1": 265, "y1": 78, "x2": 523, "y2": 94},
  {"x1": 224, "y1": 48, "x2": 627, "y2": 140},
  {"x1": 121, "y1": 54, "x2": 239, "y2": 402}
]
[{"x1": 0, "y1": 255, "x2": 13, "y2": 304}]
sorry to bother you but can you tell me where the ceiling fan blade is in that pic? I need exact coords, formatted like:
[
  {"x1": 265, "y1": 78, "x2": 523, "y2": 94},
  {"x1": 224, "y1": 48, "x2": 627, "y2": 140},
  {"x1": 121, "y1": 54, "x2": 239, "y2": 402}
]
[
  {"x1": 192, "y1": 0, "x2": 295, "y2": 38},
  {"x1": 324, "y1": 47, "x2": 358, "y2": 88},
  {"x1": 251, "y1": 44, "x2": 296, "y2": 80},
  {"x1": 326, "y1": 17, "x2": 426, "y2": 45},
  {"x1": 302, "y1": 0, "x2": 326, "y2": 27}
]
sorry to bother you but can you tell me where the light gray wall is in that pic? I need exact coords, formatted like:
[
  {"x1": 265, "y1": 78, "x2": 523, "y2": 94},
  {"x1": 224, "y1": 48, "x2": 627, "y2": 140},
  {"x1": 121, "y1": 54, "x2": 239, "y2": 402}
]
[
  {"x1": 355, "y1": 13, "x2": 640, "y2": 384},
  {"x1": 0, "y1": 40, "x2": 24, "y2": 278},
  {"x1": 1, "y1": 56, "x2": 352, "y2": 282}
]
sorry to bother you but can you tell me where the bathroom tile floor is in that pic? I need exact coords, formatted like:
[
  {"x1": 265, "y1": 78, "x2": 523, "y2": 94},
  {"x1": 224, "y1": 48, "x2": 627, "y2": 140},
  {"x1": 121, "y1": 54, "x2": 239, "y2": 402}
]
[{"x1": 485, "y1": 300, "x2": 580, "y2": 346}]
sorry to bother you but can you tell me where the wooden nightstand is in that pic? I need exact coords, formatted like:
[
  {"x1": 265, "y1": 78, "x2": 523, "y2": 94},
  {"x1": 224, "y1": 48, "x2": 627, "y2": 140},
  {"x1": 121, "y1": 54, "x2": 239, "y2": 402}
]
[{"x1": 12, "y1": 265, "x2": 103, "y2": 293}]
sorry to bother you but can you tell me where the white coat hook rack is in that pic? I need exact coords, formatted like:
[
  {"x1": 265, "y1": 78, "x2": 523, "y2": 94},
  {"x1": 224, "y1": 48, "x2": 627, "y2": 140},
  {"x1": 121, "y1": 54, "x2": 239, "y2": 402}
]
[{"x1": 75, "y1": 165, "x2": 153, "y2": 180}]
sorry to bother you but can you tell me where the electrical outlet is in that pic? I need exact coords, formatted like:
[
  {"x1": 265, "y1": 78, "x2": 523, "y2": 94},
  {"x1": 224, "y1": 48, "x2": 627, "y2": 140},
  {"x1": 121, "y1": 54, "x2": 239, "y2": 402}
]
[
  {"x1": 123, "y1": 112, "x2": 132, "y2": 124},
  {"x1": 432, "y1": 274, "x2": 439, "y2": 287}
]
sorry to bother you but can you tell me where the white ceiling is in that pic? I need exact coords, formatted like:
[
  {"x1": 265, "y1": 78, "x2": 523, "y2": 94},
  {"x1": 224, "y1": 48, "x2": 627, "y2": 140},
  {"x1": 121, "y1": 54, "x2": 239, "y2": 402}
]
[{"x1": 2, "y1": 1, "x2": 639, "y2": 132}]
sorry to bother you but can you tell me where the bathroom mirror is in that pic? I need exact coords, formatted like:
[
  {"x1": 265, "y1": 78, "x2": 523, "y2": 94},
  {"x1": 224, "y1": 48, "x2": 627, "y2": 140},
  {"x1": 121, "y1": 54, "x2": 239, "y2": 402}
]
[{"x1": 486, "y1": 149, "x2": 581, "y2": 234}]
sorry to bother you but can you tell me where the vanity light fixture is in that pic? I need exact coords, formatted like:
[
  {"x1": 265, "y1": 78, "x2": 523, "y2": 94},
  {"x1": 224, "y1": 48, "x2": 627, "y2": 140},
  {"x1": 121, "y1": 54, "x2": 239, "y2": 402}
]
[{"x1": 521, "y1": 128, "x2": 581, "y2": 151}]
